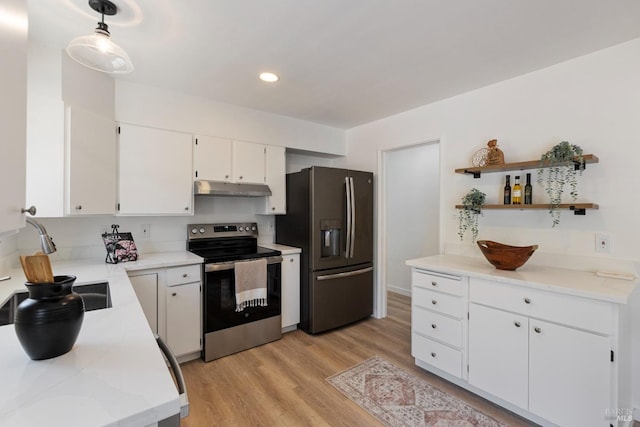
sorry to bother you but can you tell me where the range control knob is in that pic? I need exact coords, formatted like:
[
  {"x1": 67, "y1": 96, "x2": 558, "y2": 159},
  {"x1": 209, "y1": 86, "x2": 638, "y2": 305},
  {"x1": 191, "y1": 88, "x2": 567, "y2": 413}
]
[
  {"x1": 191, "y1": 228, "x2": 198, "y2": 234},
  {"x1": 238, "y1": 226, "x2": 244, "y2": 232},
  {"x1": 251, "y1": 225, "x2": 257, "y2": 231},
  {"x1": 199, "y1": 227, "x2": 205, "y2": 234}
]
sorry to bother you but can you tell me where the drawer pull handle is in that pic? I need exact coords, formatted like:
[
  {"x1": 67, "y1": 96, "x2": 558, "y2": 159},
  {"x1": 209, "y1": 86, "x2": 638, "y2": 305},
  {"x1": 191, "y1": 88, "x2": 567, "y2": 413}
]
[
  {"x1": 289, "y1": 258, "x2": 294, "y2": 262},
  {"x1": 183, "y1": 273, "x2": 188, "y2": 278},
  {"x1": 514, "y1": 321, "x2": 521, "y2": 328},
  {"x1": 172, "y1": 292, "x2": 177, "y2": 297},
  {"x1": 431, "y1": 281, "x2": 437, "y2": 287},
  {"x1": 431, "y1": 300, "x2": 437, "y2": 305},
  {"x1": 524, "y1": 297, "x2": 531, "y2": 304},
  {"x1": 430, "y1": 352, "x2": 437, "y2": 358},
  {"x1": 431, "y1": 324, "x2": 437, "y2": 329},
  {"x1": 534, "y1": 327, "x2": 542, "y2": 334}
]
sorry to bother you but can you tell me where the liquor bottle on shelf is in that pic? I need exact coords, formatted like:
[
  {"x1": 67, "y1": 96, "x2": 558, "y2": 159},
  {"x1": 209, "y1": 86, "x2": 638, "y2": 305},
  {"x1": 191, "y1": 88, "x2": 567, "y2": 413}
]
[
  {"x1": 503, "y1": 175, "x2": 511, "y2": 204},
  {"x1": 524, "y1": 173, "x2": 532, "y2": 205},
  {"x1": 512, "y1": 176, "x2": 522, "y2": 204}
]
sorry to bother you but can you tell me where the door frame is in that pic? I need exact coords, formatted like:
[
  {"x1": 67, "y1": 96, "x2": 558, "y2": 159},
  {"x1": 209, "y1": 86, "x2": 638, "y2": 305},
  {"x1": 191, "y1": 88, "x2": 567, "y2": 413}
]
[{"x1": 375, "y1": 138, "x2": 441, "y2": 318}]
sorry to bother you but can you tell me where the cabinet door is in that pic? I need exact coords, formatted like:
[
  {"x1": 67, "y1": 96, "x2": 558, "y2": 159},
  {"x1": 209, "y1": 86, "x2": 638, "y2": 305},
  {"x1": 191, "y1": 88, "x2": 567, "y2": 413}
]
[
  {"x1": 281, "y1": 254, "x2": 300, "y2": 328},
  {"x1": 233, "y1": 140, "x2": 265, "y2": 184},
  {"x1": 65, "y1": 107, "x2": 116, "y2": 215},
  {"x1": 129, "y1": 273, "x2": 158, "y2": 333},
  {"x1": 468, "y1": 303, "x2": 528, "y2": 409},
  {"x1": 0, "y1": 0, "x2": 27, "y2": 233},
  {"x1": 166, "y1": 282, "x2": 201, "y2": 357},
  {"x1": 529, "y1": 319, "x2": 611, "y2": 427},
  {"x1": 193, "y1": 135, "x2": 231, "y2": 182},
  {"x1": 263, "y1": 145, "x2": 286, "y2": 214},
  {"x1": 118, "y1": 124, "x2": 193, "y2": 215}
]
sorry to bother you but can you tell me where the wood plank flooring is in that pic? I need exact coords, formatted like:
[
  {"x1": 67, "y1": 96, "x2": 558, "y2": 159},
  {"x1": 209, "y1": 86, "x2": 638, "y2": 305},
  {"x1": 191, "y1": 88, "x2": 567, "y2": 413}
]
[{"x1": 180, "y1": 292, "x2": 534, "y2": 426}]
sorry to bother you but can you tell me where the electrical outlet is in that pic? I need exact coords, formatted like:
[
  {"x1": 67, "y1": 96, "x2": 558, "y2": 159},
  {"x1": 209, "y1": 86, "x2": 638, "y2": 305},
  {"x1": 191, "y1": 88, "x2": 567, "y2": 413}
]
[
  {"x1": 141, "y1": 224, "x2": 151, "y2": 239},
  {"x1": 101, "y1": 226, "x2": 111, "y2": 235},
  {"x1": 595, "y1": 232, "x2": 611, "y2": 253},
  {"x1": 268, "y1": 221, "x2": 274, "y2": 231}
]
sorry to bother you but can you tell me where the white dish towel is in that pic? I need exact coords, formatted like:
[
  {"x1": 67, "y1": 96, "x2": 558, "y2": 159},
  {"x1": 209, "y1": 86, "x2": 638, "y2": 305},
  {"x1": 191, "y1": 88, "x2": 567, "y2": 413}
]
[{"x1": 234, "y1": 258, "x2": 268, "y2": 312}]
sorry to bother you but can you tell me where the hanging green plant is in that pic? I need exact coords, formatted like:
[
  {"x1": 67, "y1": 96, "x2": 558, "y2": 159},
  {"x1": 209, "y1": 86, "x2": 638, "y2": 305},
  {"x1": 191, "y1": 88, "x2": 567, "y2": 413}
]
[
  {"x1": 537, "y1": 141, "x2": 584, "y2": 227},
  {"x1": 458, "y1": 188, "x2": 486, "y2": 242}
]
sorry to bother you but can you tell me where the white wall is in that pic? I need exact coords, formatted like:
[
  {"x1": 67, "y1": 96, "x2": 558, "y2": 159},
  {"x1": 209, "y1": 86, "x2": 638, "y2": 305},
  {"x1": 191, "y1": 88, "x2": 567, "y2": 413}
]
[
  {"x1": 115, "y1": 80, "x2": 345, "y2": 156},
  {"x1": 384, "y1": 142, "x2": 440, "y2": 295},
  {"x1": 344, "y1": 37, "x2": 640, "y2": 416},
  {"x1": 346, "y1": 38, "x2": 640, "y2": 273}
]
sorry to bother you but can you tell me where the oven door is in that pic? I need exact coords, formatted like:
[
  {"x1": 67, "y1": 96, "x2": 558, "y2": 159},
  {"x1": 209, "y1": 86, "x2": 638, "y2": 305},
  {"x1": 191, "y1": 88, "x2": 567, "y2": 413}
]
[{"x1": 203, "y1": 256, "x2": 282, "y2": 334}]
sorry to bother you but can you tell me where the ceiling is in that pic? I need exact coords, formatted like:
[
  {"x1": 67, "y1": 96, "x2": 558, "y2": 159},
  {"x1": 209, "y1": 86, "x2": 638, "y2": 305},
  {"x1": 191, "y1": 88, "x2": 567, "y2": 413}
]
[{"x1": 28, "y1": 0, "x2": 640, "y2": 129}]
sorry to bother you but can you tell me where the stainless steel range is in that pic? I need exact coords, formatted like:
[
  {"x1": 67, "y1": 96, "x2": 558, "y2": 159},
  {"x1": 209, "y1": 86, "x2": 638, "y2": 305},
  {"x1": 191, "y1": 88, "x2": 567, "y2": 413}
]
[{"x1": 187, "y1": 223, "x2": 282, "y2": 362}]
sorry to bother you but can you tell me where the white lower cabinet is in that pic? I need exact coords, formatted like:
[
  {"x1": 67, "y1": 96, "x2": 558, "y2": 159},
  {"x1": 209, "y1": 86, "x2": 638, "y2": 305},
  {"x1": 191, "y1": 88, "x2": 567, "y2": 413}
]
[
  {"x1": 128, "y1": 263, "x2": 202, "y2": 362},
  {"x1": 411, "y1": 267, "x2": 627, "y2": 427},
  {"x1": 128, "y1": 272, "x2": 158, "y2": 333},
  {"x1": 281, "y1": 253, "x2": 300, "y2": 330},
  {"x1": 411, "y1": 269, "x2": 468, "y2": 380},
  {"x1": 165, "y1": 265, "x2": 202, "y2": 359}
]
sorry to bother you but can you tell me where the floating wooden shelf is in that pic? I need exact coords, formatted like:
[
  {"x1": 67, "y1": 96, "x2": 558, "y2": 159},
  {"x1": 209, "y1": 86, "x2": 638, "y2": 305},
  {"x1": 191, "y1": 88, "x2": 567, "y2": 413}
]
[
  {"x1": 455, "y1": 154, "x2": 599, "y2": 178},
  {"x1": 454, "y1": 203, "x2": 599, "y2": 215}
]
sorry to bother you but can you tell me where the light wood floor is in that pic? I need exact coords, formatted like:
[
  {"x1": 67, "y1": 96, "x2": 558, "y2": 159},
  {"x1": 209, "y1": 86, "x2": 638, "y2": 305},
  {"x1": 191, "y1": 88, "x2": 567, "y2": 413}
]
[{"x1": 180, "y1": 292, "x2": 534, "y2": 426}]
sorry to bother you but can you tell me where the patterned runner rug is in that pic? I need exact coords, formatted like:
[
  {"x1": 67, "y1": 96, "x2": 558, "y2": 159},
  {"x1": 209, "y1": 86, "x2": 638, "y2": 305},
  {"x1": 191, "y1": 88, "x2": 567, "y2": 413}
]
[{"x1": 327, "y1": 356, "x2": 507, "y2": 427}]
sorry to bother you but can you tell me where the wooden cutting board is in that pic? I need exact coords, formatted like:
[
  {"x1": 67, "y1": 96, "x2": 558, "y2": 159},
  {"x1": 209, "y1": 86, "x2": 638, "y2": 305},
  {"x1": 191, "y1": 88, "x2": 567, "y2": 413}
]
[{"x1": 20, "y1": 253, "x2": 54, "y2": 283}]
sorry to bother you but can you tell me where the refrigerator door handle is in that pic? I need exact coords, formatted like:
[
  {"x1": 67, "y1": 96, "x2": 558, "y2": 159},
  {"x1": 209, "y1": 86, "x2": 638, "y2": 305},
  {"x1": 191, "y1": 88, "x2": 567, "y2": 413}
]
[
  {"x1": 345, "y1": 177, "x2": 352, "y2": 258},
  {"x1": 349, "y1": 176, "x2": 356, "y2": 258},
  {"x1": 316, "y1": 266, "x2": 373, "y2": 281}
]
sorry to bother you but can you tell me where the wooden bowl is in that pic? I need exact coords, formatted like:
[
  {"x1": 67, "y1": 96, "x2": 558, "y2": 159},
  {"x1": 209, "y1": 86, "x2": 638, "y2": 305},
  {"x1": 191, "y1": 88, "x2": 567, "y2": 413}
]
[{"x1": 476, "y1": 240, "x2": 538, "y2": 271}]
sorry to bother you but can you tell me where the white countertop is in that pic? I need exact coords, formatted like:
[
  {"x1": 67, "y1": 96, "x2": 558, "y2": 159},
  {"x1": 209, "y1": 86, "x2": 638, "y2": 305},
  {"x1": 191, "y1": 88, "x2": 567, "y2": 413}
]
[
  {"x1": 406, "y1": 254, "x2": 637, "y2": 304},
  {"x1": 0, "y1": 251, "x2": 203, "y2": 427},
  {"x1": 260, "y1": 243, "x2": 301, "y2": 255}
]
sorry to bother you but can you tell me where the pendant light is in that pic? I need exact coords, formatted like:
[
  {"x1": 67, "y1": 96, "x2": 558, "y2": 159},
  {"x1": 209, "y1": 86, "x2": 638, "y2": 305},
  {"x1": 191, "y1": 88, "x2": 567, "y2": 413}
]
[{"x1": 66, "y1": 0, "x2": 133, "y2": 74}]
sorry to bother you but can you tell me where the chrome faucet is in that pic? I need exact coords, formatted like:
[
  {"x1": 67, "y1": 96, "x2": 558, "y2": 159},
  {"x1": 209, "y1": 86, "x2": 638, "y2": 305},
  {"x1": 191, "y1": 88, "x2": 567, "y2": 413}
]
[{"x1": 22, "y1": 208, "x2": 56, "y2": 254}]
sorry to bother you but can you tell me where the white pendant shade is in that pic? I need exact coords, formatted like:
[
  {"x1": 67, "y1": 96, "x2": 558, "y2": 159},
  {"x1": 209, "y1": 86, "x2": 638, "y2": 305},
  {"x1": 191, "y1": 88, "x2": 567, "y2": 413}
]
[{"x1": 66, "y1": 29, "x2": 133, "y2": 74}]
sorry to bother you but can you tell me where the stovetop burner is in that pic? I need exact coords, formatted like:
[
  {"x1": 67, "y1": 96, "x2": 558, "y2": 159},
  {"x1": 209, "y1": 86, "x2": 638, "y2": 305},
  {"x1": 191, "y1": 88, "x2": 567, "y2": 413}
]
[{"x1": 186, "y1": 222, "x2": 280, "y2": 263}]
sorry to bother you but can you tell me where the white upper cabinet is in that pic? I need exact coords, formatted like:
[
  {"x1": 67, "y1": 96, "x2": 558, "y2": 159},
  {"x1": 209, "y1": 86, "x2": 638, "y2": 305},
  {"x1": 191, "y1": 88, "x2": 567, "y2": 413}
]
[
  {"x1": 0, "y1": 0, "x2": 27, "y2": 233},
  {"x1": 261, "y1": 145, "x2": 286, "y2": 214},
  {"x1": 26, "y1": 47, "x2": 115, "y2": 217},
  {"x1": 232, "y1": 140, "x2": 266, "y2": 184},
  {"x1": 193, "y1": 136, "x2": 266, "y2": 185},
  {"x1": 193, "y1": 135, "x2": 232, "y2": 182},
  {"x1": 118, "y1": 124, "x2": 193, "y2": 215},
  {"x1": 65, "y1": 107, "x2": 116, "y2": 215}
]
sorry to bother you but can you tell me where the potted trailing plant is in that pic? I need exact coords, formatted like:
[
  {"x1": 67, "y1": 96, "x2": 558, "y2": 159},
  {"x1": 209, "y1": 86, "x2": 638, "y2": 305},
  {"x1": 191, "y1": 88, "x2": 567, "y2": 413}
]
[
  {"x1": 537, "y1": 141, "x2": 584, "y2": 227},
  {"x1": 458, "y1": 188, "x2": 486, "y2": 242}
]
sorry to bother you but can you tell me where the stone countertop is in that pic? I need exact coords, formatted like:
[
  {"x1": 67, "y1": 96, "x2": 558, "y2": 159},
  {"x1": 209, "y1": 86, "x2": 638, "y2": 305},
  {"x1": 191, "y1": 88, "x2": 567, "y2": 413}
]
[
  {"x1": 260, "y1": 243, "x2": 301, "y2": 255},
  {"x1": 0, "y1": 251, "x2": 203, "y2": 427},
  {"x1": 406, "y1": 254, "x2": 637, "y2": 304}
]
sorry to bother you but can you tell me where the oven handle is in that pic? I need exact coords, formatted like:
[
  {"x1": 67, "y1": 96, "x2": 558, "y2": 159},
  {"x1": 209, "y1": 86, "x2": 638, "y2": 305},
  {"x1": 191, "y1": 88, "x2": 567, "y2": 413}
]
[
  {"x1": 204, "y1": 255, "x2": 283, "y2": 272},
  {"x1": 316, "y1": 266, "x2": 373, "y2": 281}
]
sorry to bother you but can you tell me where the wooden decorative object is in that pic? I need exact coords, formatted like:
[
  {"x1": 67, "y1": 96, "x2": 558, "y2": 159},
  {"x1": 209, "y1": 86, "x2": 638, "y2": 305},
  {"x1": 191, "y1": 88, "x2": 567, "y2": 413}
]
[
  {"x1": 485, "y1": 139, "x2": 504, "y2": 166},
  {"x1": 476, "y1": 240, "x2": 538, "y2": 271}
]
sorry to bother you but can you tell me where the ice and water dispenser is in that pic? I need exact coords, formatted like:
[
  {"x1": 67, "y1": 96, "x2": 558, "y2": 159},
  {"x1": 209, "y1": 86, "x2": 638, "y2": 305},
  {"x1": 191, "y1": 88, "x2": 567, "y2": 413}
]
[{"x1": 320, "y1": 219, "x2": 341, "y2": 257}]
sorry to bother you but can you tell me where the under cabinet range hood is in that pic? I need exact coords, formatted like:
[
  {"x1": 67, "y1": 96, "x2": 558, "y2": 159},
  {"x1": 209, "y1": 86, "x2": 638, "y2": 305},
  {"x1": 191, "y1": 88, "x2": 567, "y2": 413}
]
[{"x1": 194, "y1": 180, "x2": 272, "y2": 197}]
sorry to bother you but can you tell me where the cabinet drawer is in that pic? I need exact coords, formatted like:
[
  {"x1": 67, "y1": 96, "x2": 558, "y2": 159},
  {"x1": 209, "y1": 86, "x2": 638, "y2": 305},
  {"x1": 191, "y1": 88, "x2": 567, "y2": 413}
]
[
  {"x1": 166, "y1": 264, "x2": 201, "y2": 286},
  {"x1": 413, "y1": 287, "x2": 465, "y2": 318},
  {"x1": 413, "y1": 269, "x2": 466, "y2": 296},
  {"x1": 412, "y1": 333, "x2": 462, "y2": 378},
  {"x1": 413, "y1": 306, "x2": 463, "y2": 347},
  {"x1": 470, "y1": 278, "x2": 613, "y2": 335}
]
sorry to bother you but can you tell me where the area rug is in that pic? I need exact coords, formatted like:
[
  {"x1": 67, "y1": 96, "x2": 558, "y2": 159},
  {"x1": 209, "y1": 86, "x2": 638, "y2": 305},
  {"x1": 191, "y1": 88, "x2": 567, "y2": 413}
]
[{"x1": 327, "y1": 356, "x2": 506, "y2": 427}]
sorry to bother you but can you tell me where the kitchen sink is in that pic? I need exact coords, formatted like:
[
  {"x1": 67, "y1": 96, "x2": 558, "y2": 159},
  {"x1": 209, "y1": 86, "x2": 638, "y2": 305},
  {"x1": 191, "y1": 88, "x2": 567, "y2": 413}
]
[{"x1": 0, "y1": 281, "x2": 112, "y2": 327}]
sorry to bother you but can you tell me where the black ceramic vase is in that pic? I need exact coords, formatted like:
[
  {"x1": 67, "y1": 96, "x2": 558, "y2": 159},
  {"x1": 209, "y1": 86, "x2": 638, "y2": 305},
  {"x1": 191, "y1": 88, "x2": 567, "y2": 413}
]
[{"x1": 14, "y1": 275, "x2": 85, "y2": 360}]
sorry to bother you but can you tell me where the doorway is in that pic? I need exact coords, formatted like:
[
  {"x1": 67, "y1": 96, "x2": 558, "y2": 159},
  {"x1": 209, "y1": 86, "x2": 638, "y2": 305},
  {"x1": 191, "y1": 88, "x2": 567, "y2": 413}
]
[{"x1": 375, "y1": 140, "x2": 440, "y2": 317}]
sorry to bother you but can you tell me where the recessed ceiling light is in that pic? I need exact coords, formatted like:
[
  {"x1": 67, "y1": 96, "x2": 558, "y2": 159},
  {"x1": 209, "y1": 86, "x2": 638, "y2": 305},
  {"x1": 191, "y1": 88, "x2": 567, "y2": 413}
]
[{"x1": 259, "y1": 72, "x2": 279, "y2": 83}]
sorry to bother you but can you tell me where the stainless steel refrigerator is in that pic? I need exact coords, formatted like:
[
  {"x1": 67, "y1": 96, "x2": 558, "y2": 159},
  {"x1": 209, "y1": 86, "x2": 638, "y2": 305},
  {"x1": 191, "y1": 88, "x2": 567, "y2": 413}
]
[{"x1": 276, "y1": 166, "x2": 374, "y2": 333}]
